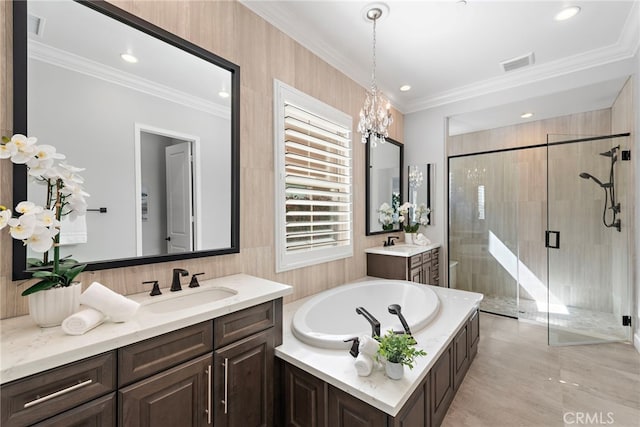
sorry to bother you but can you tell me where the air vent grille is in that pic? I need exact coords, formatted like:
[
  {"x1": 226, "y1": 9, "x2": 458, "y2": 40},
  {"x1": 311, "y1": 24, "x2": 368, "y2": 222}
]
[{"x1": 500, "y1": 52, "x2": 535, "y2": 72}]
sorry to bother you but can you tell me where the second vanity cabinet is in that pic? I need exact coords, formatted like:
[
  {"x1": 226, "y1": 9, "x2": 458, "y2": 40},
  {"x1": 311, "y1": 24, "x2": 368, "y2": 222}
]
[
  {"x1": 367, "y1": 247, "x2": 440, "y2": 286},
  {"x1": 1, "y1": 299, "x2": 282, "y2": 427}
]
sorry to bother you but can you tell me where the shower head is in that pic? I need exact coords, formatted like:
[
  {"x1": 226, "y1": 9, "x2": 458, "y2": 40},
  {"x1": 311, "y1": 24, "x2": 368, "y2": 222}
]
[{"x1": 579, "y1": 172, "x2": 612, "y2": 188}]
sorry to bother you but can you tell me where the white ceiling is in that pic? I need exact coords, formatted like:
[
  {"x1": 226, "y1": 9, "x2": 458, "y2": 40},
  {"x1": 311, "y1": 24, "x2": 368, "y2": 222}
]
[{"x1": 242, "y1": 0, "x2": 639, "y2": 134}]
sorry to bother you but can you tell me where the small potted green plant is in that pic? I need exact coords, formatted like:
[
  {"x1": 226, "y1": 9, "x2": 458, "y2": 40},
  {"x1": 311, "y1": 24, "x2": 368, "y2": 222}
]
[{"x1": 376, "y1": 329, "x2": 427, "y2": 380}]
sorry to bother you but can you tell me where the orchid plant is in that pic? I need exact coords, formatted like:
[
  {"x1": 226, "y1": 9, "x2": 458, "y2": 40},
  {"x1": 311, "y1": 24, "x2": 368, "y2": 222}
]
[
  {"x1": 377, "y1": 192, "x2": 400, "y2": 231},
  {"x1": 398, "y1": 202, "x2": 430, "y2": 233},
  {"x1": 0, "y1": 134, "x2": 88, "y2": 296}
]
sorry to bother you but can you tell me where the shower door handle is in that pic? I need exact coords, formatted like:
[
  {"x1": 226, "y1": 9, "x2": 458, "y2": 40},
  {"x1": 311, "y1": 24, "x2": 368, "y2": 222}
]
[{"x1": 545, "y1": 230, "x2": 560, "y2": 249}]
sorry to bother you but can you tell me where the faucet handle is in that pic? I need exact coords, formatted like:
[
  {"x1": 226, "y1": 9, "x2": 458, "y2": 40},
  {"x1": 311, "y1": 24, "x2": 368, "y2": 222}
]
[
  {"x1": 343, "y1": 337, "x2": 360, "y2": 358},
  {"x1": 143, "y1": 280, "x2": 162, "y2": 296},
  {"x1": 189, "y1": 272, "x2": 204, "y2": 288}
]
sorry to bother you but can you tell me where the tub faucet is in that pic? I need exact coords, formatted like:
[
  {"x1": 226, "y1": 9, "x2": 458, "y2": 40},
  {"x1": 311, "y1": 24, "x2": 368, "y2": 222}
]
[
  {"x1": 356, "y1": 307, "x2": 381, "y2": 338},
  {"x1": 388, "y1": 304, "x2": 412, "y2": 336},
  {"x1": 171, "y1": 268, "x2": 189, "y2": 292}
]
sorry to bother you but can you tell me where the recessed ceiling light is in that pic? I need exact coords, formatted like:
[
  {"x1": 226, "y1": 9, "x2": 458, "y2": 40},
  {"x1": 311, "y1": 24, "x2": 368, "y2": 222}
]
[
  {"x1": 218, "y1": 90, "x2": 230, "y2": 98},
  {"x1": 555, "y1": 6, "x2": 581, "y2": 21},
  {"x1": 400, "y1": 85, "x2": 411, "y2": 92},
  {"x1": 521, "y1": 112, "x2": 534, "y2": 119},
  {"x1": 120, "y1": 53, "x2": 138, "y2": 63}
]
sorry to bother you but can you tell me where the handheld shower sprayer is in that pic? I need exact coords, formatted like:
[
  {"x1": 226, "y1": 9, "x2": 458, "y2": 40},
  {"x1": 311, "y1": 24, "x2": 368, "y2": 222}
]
[
  {"x1": 578, "y1": 172, "x2": 612, "y2": 188},
  {"x1": 578, "y1": 145, "x2": 621, "y2": 231}
]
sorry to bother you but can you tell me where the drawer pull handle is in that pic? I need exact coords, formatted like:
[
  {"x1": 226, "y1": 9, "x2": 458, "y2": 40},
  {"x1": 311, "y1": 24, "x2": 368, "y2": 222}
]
[
  {"x1": 221, "y1": 358, "x2": 229, "y2": 414},
  {"x1": 205, "y1": 365, "x2": 212, "y2": 424},
  {"x1": 24, "y1": 379, "x2": 93, "y2": 408}
]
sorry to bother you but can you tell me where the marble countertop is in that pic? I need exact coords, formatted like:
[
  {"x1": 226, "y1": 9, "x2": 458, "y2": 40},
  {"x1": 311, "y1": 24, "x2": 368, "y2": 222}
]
[
  {"x1": 275, "y1": 283, "x2": 482, "y2": 417},
  {"x1": 0, "y1": 274, "x2": 292, "y2": 384},
  {"x1": 364, "y1": 242, "x2": 441, "y2": 258}
]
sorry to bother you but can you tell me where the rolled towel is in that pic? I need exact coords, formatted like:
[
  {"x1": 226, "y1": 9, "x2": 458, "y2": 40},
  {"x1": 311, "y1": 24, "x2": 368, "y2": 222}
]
[
  {"x1": 62, "y1": 308, "x2": 105, "y2": 335},
  {"x1": 358, "y1": 335, "x2": 380, "y2": 357},
  {"x1": 354, "y1": 353, "x2": 373, "y2": 377},
  {"x1": 414, "y1": 233, "x2": 431, "y2": 246},
  {"x1": 79, "y1": 282, "x2": 140, "y2": 322}
]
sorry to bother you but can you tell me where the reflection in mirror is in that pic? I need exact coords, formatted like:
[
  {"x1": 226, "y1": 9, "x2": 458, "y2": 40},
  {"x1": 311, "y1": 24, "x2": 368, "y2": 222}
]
[
  {"x1": 408, "y1": 164, "x2": 434, "y2": 226},
  {"x1": 13, "y1": 0, "x2": 240, "y2": 278},
  {"x1": 366, "y1": 138, "x2": 403, "y2": 235}
]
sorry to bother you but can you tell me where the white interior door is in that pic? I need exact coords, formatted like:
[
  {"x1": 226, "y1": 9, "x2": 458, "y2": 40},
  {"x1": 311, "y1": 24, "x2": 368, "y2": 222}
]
[{"x1": 165, "y1": 142, "x2": 193, "y2": 253}]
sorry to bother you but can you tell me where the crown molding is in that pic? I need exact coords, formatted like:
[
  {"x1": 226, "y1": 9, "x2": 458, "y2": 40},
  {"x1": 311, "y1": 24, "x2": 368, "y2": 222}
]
[
  {"x1": 241, "y1": 0, "x2": 640, "y2": 115},
  {"x1": 28, "y1": 40, "x2": 231, "y2": 120}
]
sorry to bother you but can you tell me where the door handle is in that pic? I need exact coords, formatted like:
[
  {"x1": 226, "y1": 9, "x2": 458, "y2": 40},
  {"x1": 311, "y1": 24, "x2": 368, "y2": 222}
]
[
  {"x1": 545, "y1": 230, "x2": 560, "y2": 249},
  {"x1": 165, "y1": 236, "x2": 171, "y2": 241}
]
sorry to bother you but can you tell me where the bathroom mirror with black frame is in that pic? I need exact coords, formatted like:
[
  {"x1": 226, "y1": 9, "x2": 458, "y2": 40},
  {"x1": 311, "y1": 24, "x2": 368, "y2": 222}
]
[
  {"x1": 12, "y1": 0, "x2": 240, "y2": 280},
  {"x1": 408, "y1": 164, "x2": 434, "y2": 226},
  {"x1": 365, "y1": 137, "x2": 404, "y2": 235}
]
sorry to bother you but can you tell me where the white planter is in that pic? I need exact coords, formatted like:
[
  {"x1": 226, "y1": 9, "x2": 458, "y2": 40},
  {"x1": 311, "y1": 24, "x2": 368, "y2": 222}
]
[
  {"x1": 404, "y1": 233, "x2": 416, "y2": 244},
  {"x1": 28, "y1": 283, "x2": 81, "y2": 328},
  {"x1": 385, "y1": 361, "x2": 404, "y2": 380}
]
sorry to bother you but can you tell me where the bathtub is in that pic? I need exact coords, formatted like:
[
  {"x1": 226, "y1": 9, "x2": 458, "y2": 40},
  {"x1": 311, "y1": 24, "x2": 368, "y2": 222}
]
[{"x1": 291, "y1": 280, "x2": 440, "y2": 349}]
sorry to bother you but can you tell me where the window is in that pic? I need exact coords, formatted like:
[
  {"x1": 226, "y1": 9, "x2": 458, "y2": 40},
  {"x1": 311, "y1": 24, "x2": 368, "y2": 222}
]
[{"x1": 274, "y1": 80, "x2": 353, "y2": 272}]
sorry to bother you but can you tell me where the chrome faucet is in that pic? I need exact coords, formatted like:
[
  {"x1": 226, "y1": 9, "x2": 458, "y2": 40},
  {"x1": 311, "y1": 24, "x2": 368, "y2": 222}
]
[
  {"x1": 356, "y1": 307, "x2": 381, "y2": 338},
  {"x1": 171, "y1": 268, "x2": 189, "y2": 292}
]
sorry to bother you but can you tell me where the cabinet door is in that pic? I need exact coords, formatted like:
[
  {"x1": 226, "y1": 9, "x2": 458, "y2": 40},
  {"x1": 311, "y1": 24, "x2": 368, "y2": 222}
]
[
  {"x1": 327, "y1": 385, "x2": 388, "y2": 427},
  {"x1": 410, "y1": 266, "x2": 422, "y2": 283},
  {"x1": 430, "y1": 345, "x2": 453, "y2": 427},
  {"x1": 119, "y1": 354, "x2": 212, "y2": 427},
  {"x1": 469, "y1": 310, "x2": 480, "y2": 360},
  {"x1": 214, "y1": 330, "x2": 275, "y2": 427},
  {"x1": 452, "y1": 325, "x2": 470, "y2": 390},
  {"x1": 390, "y1": 373, "x2": 429, "y2": 427},
  {"x1": 33, "y1": 393, "x2": 115, "y2": 427},
  {"x1": 422, "y1": 262, "x2": 432, "y2": 285},
  {"x1": 283, "y1": 363, "x2": 326, "y2": 427}
]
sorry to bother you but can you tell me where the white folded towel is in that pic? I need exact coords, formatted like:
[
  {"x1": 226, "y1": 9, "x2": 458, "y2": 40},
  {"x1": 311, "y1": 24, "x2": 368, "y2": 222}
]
[
  {"x1": 358, "y1": 335, "x2": 380, "y2": 357},
  {"x1": 79, "y1": 282, "x2": 140, "y2": 322},
  {"x1": 59, "y1": 215, "x2": 88, "y2": 245},
  {"x1": 413, "y1": 233, "x2": 431, "y2": 246},
  {"x1": 61, "y1": 308, "x2": 105, "y2": 335},
  {"x1": 354, "y1": 353, "x2": 374, "y2": 377}
]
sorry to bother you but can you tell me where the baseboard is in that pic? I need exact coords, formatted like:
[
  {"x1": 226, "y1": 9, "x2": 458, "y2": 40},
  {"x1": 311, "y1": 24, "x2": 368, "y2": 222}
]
[{"x1": 634, "y1": 331, "x2": 640, "y2": 354}]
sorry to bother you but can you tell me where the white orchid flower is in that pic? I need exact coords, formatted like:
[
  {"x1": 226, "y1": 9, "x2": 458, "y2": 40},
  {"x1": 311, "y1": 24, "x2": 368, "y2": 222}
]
[
  {"x1": 15, "y1": 201, "x2": 43, "y2": 216},
  {"x1": 37, "y1": 209, "x2": 60, "y2": 228},
  {"x1": 0, "y1": 142, "x2": 17, "y2": 159},
  {"x1": 24, "y1": 226, "x2": 57, "y2": 253},
  {"x1": 7, "y1": 134, "x2": 38, "y2": 164},
  {"x1": 26, "y1": 145, "x2": 65, "y2": 177},
  {"x1": 8, "y1": 215, "x2": 37, "y2": 240},
  {"x1": 0, "y1": 208, "x2": 11, "y2": 230}
]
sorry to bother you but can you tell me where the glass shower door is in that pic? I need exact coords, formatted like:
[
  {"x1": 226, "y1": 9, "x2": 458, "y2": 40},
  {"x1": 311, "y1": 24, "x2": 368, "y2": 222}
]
[{"x1": 547, "y1": 135, "x2": 632, "y2": 345}]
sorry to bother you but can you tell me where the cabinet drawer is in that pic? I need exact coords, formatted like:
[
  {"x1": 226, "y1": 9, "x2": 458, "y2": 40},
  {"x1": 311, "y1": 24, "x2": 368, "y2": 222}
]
[
  {"x1": 214, "y1": 301, "x2": 276, "y2": 349},
  {"x1": 423, "y1": 251, "x2": 432, "y2": 262},
  {"x1": 1, "y1": 352, "x2": 116, "y2": 427},
  {"x1": 119, "y1": 321, "x2": 213, "y2": 386},
  {"x1": 33, "y1": 392, "x2": 115, "y2": 427},
  {"x1": 410, "y1": 255, "x2": 422, "y2": 269}
]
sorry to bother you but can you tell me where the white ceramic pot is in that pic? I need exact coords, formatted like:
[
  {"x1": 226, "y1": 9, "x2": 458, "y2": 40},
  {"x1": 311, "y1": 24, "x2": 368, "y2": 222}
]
[
  {"x1": 28, "y1": 283, "x2": 81, "y2": 327},
  {"x1": 385, "y1": 361, "x2": 404, "y2": 380},
  {"x1": 404, "y1": 233, "x2": 416, "y2": 244}
]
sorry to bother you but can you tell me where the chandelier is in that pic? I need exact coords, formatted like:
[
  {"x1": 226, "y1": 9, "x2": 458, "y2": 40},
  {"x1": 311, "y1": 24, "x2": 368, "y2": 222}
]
[{"x1": 357, "y1": 7, "x2": 393, "y2": 146}]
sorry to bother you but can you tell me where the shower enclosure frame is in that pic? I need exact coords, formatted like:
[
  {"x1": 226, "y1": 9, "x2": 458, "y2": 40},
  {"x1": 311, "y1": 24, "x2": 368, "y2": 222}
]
[{"x1": 447, "y1": 132, "x2": 632, "y2": 346}]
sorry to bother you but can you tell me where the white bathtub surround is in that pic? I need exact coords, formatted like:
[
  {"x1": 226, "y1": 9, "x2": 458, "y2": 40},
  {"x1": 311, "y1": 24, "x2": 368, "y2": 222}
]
[
  {"x1": 61, "y1": 308, "x2": 105, "y2": 335},
  {"x1": 79, "y1": 282, "x2": 141, "y2": 322},
  {"x1": 276, "y1": 281, "x2": 482, "y2": 417},
  {"x1": 292, "y1": 280, "x2": 440, "y2": 349},
  {"x1": 0, "y1": 274, "x2": 292, "y2": 384}
]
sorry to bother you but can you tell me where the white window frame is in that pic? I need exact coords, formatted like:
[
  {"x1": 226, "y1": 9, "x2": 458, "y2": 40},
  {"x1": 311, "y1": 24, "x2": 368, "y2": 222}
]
[{"x1": 274, "y1": 80, "x2": 353, "y2": 273}]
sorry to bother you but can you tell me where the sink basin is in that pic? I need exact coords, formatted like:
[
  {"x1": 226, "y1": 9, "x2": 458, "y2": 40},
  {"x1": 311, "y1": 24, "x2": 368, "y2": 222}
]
[
  {"x1": 365, "y1": 244, "x2": 425, "y2": 257},
  {"x1": 143, "y1": 287, "x2": 237, "y2": 313}
]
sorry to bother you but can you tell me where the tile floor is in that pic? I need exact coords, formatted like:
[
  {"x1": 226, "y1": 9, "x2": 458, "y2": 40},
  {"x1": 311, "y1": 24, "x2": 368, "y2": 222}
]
[{"x1": 442, "y1": 313, "x2": 640, "y2": 427}]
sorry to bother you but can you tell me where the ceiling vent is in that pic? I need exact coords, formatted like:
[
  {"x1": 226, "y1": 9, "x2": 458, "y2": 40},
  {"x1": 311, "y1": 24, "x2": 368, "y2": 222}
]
[
  {"x1": 500, "y1": 52, "x2": 535, "y2": 72},
  {"x1": 27, "y1": 14, "x2": 45, "y2": 37}
]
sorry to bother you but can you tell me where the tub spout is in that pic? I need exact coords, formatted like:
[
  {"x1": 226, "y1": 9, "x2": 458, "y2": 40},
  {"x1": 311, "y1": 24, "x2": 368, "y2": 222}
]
[
  {"x1": 388, "y1": 304, "x2": 412, "y2": 335},
  {"x1": 356, "y1": 307, "x2": 381, "y2": 338}
]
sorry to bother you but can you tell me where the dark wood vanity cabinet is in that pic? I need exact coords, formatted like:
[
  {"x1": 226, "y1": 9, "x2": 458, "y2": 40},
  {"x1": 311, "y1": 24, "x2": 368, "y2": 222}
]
[
  {"x1": 281, "y1": 309, "x2": 479, "y2": 427},
  {"x1": 1, "y1": 299, "x2": 283, "y2": 427},
  {"x1": 367, "y1": 248, "x2": 440, "y2": 286}
]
